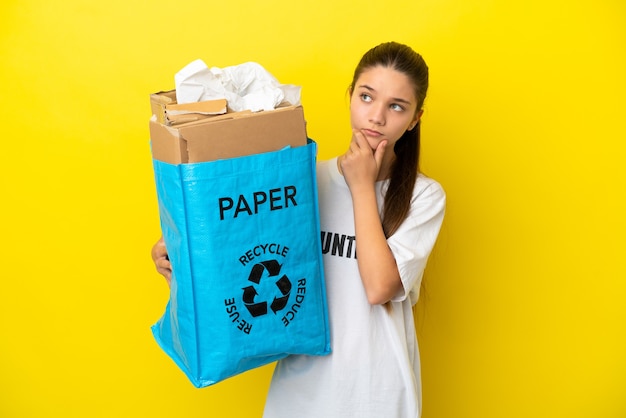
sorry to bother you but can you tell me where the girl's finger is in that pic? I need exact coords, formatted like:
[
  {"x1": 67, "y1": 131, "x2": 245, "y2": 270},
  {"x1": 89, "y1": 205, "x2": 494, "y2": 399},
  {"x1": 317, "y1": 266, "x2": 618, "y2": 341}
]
[{"x1": 352, "y1": 129, "x2": 368, "y2": 149}]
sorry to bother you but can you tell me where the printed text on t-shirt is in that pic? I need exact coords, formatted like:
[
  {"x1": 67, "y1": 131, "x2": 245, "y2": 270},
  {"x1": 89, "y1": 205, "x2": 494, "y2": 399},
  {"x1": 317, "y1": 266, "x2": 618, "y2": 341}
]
[{"x1": 320, "y1": 231, "x2": 357, "y2": 259}]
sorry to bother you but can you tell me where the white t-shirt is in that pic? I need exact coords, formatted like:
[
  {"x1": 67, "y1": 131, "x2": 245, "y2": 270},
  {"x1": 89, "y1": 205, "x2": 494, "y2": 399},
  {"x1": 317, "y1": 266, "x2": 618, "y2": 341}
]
[{"x1": 263, "y1": 157, "x2": 446, "y2": 418}]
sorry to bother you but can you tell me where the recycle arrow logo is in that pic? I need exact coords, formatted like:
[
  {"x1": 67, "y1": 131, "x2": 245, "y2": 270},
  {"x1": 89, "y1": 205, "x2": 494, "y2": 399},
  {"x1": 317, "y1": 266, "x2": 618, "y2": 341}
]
[{"x1": 242, "y1": 260, "x2": 292, "y2": 317}]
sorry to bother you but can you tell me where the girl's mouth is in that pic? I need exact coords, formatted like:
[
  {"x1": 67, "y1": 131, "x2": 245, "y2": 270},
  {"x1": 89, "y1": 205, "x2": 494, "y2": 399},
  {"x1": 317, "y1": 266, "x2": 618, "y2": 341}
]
[{"x1": 362, "y1": 128, "x2": 383, "y2": 138}]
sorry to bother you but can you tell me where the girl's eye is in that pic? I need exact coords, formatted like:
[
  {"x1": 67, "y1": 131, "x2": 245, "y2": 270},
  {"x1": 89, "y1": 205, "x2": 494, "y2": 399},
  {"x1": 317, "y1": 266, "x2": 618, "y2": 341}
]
[
  {"x1": 390, "y1": 103, "x2": 404, "y2": 112},
  {"x1": 360, "y1": 93, "x2": 372, "y2": 102}
]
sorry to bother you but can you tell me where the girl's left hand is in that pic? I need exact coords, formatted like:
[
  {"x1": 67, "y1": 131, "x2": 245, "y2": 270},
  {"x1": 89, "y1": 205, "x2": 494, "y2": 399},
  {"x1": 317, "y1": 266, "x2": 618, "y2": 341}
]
[{"x1": 340, "y1": 129, "x2": 387, "y2": 191}]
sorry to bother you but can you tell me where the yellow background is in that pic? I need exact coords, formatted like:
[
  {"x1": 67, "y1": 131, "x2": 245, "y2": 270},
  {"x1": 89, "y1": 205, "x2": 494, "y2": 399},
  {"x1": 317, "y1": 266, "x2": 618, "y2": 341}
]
[{"x1": 1, "y1": 0, "x2": 625, "y2": 417}]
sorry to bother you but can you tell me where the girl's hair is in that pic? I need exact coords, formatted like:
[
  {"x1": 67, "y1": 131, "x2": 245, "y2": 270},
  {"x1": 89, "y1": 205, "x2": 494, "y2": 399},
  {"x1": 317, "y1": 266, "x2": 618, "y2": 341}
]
[{"x1": 350, "y1": 42, "x2": 429, "y2": 238}]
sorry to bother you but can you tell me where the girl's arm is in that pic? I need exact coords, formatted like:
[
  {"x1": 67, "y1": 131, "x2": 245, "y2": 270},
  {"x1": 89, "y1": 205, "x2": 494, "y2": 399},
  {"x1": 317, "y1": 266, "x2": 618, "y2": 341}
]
[{"x1": 340, "y1": 131, "x2": 402, "y2": 305}]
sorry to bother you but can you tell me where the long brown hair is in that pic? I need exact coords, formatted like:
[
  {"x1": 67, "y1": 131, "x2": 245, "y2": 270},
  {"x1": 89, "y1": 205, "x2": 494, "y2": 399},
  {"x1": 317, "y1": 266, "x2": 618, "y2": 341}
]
[{"x1": 350, "y1": 42, "x2": 429, "y2": 237}]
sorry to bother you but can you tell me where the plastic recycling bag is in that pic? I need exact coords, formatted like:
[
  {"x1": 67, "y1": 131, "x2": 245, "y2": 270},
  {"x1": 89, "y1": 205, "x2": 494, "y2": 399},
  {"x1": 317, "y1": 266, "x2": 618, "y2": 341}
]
[{"x1": 151, "y1": 140, "x2": 331, "y2": 387}]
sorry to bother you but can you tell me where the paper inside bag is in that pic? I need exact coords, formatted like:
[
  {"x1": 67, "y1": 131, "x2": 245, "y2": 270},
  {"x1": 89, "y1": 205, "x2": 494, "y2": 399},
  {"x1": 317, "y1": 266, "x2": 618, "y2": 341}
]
[{"x1": 175, "y1": 60, "x2": 301, "y2": 112}]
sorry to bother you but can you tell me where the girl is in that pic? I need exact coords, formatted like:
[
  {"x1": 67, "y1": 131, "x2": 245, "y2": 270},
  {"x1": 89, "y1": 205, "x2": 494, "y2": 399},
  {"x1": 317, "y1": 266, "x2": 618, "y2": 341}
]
[{"x1": 152, "y1": 41, "x2": 446, "y2": 417}]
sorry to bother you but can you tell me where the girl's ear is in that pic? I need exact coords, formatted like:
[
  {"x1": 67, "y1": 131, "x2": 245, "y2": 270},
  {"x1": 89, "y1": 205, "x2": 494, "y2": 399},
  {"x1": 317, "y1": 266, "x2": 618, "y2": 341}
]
[{"x1": 408, "y1": 109, "x2": 424, "y2": 131}]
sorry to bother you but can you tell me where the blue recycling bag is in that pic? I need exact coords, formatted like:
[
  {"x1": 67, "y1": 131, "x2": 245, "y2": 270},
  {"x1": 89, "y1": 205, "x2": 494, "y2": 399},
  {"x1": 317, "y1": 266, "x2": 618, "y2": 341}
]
[{"x1": 151, "y1": 140, "x2": 331, "y2": 387}]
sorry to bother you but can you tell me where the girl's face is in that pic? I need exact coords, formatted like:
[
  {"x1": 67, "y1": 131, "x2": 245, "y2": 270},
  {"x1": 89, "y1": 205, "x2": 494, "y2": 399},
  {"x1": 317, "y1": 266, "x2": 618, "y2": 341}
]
[{"x1": 350, "y1": 65, "x2": 422, "y2": 151}]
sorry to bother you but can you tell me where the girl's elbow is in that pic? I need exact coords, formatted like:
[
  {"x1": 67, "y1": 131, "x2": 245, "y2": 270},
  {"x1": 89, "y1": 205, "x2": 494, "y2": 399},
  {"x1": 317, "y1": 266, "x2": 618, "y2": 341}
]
[
  {"x1": 365, "y1": 281, "x2": 402, "y2": 305},
  {"x1": 366, "y1": 293, "x2": 390, "y2": 305}
]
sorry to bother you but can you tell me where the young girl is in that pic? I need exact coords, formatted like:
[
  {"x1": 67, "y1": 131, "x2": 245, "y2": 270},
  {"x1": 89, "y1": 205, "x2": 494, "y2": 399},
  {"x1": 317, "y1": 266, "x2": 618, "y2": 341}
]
[{"x1": 152, "y1": 41, "x2": 445, "y2": 417}]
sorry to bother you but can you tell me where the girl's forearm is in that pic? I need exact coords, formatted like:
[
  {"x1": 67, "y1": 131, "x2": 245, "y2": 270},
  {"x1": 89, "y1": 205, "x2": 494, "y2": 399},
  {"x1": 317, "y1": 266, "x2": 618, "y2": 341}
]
[{"x1": 351, "y1": 186, "x2": 402, "y2": 304}]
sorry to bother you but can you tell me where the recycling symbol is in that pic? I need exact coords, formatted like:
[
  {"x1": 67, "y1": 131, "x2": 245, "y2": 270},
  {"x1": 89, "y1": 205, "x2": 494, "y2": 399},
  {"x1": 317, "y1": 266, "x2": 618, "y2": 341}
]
[{"x1": 242, "y1": 260, "x2": 291, "y2": 317}]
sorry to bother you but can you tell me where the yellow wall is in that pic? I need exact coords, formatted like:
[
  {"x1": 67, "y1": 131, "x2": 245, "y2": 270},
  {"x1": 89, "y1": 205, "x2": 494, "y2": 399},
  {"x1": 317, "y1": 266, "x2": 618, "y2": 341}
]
[{"x1": 1, "y1": 0, "x2": 624, "y2": 417}]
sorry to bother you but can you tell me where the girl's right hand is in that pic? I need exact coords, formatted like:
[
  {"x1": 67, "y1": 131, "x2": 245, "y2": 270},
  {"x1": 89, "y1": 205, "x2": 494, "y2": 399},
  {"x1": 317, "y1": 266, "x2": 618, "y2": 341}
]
[
  {"x1": 151, "y1": 236, "x2": 172, "y2": 287},
  {"x1": 339, "y1": 129, "x2": 387, "y2": 191}
]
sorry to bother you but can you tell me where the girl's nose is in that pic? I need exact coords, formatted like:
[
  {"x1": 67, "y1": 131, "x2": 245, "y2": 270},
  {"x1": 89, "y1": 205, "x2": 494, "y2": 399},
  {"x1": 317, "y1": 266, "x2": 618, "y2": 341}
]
[{"x1": 369, "y1": 103, "x2": 385, "y2": 126}]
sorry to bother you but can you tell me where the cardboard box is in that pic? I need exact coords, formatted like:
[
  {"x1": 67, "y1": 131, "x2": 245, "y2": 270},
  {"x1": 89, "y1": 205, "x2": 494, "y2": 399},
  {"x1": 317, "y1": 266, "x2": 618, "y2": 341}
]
[
  {"x1": 149, "y1": 91, "x2": 308, "y2": 164},
  {"x1": 150, "y1": 90, "x2": 228, "y2": 126}
]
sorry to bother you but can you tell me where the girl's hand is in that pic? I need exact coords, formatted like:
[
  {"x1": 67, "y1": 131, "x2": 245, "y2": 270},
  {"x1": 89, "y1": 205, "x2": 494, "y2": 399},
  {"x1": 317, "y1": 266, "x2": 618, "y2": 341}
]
[
  {"x1": 340, "y1": 129, "x2": 388, "y2": 191},
  {"x1": 151, "y1": 236, "x2": 172, "y2": 287}
]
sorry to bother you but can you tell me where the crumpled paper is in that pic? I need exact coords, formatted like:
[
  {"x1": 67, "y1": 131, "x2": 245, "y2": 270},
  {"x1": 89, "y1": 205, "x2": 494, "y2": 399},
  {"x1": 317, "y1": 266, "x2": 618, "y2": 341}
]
[{"x1": 174, "y1": 60, "x2": 301, "y2": 112}]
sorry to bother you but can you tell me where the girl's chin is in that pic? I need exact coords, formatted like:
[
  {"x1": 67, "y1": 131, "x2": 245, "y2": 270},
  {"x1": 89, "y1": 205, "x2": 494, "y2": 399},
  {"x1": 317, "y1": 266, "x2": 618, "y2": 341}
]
[{"x1": 365, "y1": 137, "x2": 384, "y2": 151}]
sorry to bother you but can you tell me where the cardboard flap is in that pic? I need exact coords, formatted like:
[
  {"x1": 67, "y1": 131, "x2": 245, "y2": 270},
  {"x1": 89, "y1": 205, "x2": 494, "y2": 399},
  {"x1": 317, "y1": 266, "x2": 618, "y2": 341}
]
[
  {"x1": 165, "y1": 99, "x2": 227, "y2": 115},
  {"x1": 150, "y1": 90, "x2": 227, "y2": 125},
  {"x1": 180, "y1": 106, "x2": 307, "y2": 162},
  {"x1": 150, "y1": 120, "x2": 188, "y2": 164}
]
